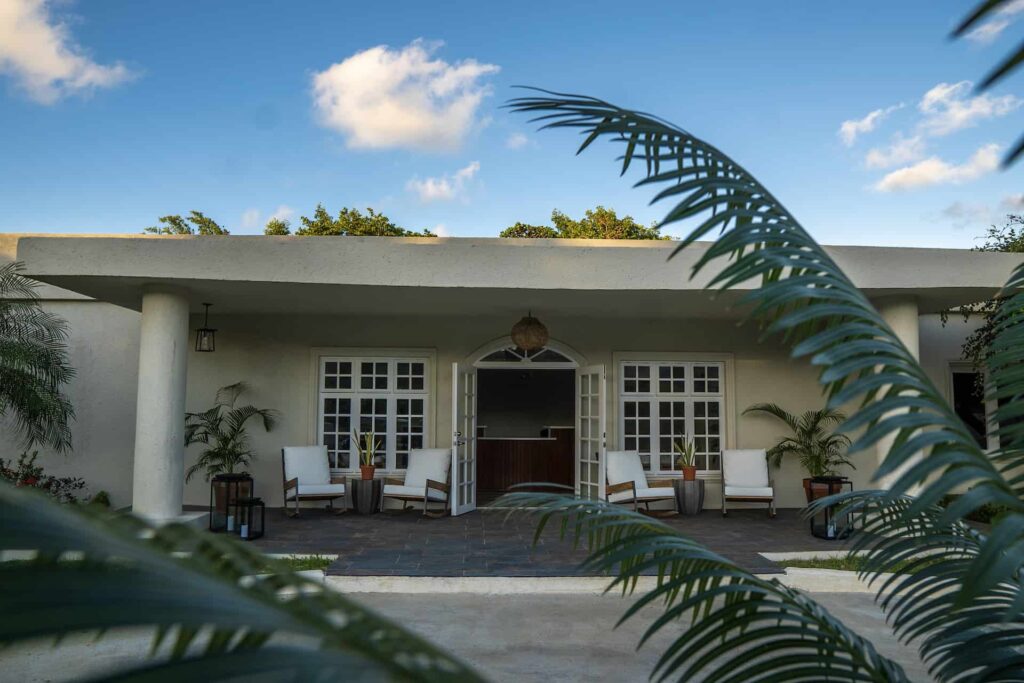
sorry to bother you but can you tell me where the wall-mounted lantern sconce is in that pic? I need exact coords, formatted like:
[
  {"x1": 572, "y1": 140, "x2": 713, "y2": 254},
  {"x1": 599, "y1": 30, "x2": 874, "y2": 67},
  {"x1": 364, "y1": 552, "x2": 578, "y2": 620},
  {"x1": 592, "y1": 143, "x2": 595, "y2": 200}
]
[{"x1": 195, "y1": 303, "x2": 216, "y2": 352}]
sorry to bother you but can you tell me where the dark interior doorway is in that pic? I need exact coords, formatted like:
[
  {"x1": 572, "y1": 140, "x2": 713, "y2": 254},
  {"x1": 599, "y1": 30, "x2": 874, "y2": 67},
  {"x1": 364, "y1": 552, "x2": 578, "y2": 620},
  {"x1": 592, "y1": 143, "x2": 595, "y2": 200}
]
[{"x1": 475, "y1": 368, "x2": 575, "y2": 501}]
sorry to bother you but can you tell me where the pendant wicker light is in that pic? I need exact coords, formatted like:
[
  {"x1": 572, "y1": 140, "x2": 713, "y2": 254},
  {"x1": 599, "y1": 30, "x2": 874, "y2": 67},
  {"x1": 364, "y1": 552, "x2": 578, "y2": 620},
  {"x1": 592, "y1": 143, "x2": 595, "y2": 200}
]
[{"x1": 510, "y1": 312, "x2": 549, "y2": 351}]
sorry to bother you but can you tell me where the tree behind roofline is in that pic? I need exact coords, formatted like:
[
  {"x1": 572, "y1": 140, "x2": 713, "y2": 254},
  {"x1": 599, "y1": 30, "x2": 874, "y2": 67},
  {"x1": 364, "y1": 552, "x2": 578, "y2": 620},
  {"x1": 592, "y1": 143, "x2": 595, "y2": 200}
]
[
  {"x1": 945, "y1": 214, "x2": 1024, "y2": 375},
  {"x1": 266, "y1": 204, "x2": 433, "y2": 236},
  {"x1": 499, "y1": 206, "x2": 666, "y2": 239},
  {"x1": 144, "y1": 211, "x2": 229, "y2": 235}
]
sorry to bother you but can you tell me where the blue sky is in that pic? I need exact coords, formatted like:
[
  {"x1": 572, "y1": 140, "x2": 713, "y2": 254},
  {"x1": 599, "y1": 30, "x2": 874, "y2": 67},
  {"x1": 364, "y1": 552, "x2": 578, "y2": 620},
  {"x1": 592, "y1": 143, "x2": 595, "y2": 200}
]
[{"x1": 1, "y1": 0, "x2": 1022, "y2": 247}]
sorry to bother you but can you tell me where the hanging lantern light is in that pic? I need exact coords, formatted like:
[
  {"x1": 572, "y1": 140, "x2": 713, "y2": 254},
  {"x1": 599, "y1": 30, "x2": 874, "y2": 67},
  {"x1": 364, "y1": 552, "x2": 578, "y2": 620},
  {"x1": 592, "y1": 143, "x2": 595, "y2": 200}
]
[
  {"x1": 195, "y1": 303, "x2": 217, "y2": 352},
  {"x1": 510, "y1": 311, "x2": 549, "y2": 352}
]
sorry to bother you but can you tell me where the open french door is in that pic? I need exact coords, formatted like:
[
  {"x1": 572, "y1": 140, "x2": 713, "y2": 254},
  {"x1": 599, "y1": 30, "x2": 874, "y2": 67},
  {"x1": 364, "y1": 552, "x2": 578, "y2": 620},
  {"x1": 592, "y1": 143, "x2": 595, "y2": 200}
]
[
  {"x1": 575, "y1": 364, "x2": 606, "y2": 499},
  {"x1": 451, "y1": 362, "x2": 478, "y2": 515}
]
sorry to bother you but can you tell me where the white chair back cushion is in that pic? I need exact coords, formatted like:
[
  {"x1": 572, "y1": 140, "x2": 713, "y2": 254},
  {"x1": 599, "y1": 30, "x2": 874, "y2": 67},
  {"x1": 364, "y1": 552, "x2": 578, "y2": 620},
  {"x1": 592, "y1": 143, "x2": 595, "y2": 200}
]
[
  {"x1": 606, "y1": 450, "x2": 647, "y2": 489},
  {"x1": 283, "y1": 446, "x2": 330, "y2": 485},
  {"x1": 404, "y1": 448, "x2": 451, "y2": 489},
  {"x1": 722, "y1": 449, "x2": 769, "y2": 488}
]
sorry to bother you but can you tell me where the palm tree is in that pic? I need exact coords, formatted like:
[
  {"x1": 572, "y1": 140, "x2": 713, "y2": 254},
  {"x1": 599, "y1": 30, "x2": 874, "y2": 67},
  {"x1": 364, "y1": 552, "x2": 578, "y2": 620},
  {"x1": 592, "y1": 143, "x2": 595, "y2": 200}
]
[
  {"x1": 185, "y1": 382, "x2": 277, "y2": 482},
  {"x1": 498, "y1": 88, "x2": 1024, "y2": 681},
  {"x1": 743, "y1": 403, "x2": 853, "y2": 479},
  {"x1": 0, "y1": 262, "x2": 74, "y2": 453}
]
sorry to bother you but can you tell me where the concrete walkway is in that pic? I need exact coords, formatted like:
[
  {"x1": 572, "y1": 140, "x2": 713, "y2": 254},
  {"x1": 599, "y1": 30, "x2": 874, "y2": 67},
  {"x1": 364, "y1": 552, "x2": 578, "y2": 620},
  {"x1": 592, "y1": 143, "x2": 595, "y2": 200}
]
[{"x1": 2, "y1": 592, "x2": 929, "y2": 682}]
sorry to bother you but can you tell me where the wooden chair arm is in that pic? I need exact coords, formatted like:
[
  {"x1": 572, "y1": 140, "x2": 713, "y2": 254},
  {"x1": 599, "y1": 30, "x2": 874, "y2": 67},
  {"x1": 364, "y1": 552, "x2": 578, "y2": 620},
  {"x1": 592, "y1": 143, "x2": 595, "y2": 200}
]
[
  {"x1": 284, "y1": 477, "x2": 298, "y2": 491},
  {"x1": 382, "y1": 476, "x2": 405, "y2": 486},
  {"x1": 330, "y1": 475, "x2": 346, "y2": 484},
  {"x1": 648, "y1": 478, "x2": 675, "y2": 488},
  {"x1": 426, "y1": 478, "x2": 450, "y2": 493},
  {"x1": 606, "y1": 481, "x2": 635, "y2": 496}
]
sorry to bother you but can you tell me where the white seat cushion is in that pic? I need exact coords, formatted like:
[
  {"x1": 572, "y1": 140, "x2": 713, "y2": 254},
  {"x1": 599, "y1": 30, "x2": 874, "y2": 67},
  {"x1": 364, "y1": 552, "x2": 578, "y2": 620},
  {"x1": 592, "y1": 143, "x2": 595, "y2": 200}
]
[
  {"x1": 383, "y1": 484, "x2": 448, "y2": 501},
  {"x1": 724, "y1": 485, "x2": 774, "y2": 499},
  {"x1": 608, "y1": 486, "x2": 675, "y2": 504},
  {"x1": 402, "y1": 448, "x2": 451, "y2": 489},
  {"x1": 722, "y1": 449, "x2": 770, "y2": 488},
  {"x1": 607, "y1": 450, "x2": 647, "y2": 490},
  {"x1": 283, "y1": 446, "x2": 330, "y2": 485},
  {"x1": 286, "y1": 482, "x2": 346, "y2": 499}
]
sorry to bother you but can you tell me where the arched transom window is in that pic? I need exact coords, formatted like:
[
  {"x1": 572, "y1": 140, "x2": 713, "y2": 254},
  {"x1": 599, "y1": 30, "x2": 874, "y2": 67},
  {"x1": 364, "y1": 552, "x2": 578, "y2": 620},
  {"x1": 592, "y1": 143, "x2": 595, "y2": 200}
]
[{"x1": 474, "y1": 344, "x2": 578, "y2": 368}]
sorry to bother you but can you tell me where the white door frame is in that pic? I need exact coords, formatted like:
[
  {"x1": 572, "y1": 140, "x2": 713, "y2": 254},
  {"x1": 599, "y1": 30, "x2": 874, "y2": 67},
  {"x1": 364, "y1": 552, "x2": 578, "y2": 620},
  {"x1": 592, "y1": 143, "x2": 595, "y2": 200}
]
[
  {"x1": 451, "y1": 362, "x2": 478, "y2": 515},
  {"x1": 576, "y1": 364, "x2": 606, "y2": 499}
]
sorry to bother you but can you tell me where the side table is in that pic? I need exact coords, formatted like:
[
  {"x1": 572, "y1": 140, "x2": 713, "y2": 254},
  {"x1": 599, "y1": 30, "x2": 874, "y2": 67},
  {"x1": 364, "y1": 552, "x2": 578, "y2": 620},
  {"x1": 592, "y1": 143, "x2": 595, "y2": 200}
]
[
  {"x1": 348, "y1": 477, "x2": 382, "y2": 515},
  {"x1": 673, "y1": 479, "x2": 705, "y2": 515}
]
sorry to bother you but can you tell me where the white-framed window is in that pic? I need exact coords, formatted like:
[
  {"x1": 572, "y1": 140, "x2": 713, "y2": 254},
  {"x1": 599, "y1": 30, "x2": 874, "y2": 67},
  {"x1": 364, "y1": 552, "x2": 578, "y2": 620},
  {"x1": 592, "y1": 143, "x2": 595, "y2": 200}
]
[
  {"x1": 619, "y1": 360, "x2": 725, "y2": 473},
  {"x1": 317, "y1": 356, "x2": 430, "y2": 471}
]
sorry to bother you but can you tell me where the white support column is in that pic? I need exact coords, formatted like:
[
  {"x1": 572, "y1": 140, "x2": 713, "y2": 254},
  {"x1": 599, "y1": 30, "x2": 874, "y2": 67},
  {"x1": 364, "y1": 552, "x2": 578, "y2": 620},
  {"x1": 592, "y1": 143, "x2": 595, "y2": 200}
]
[
  {"x1": 131, "y1": 287, "x2": 190, "y2": 521},
  {"x1": 874, "y1": 296, "x2": 920, "y2": 491}
]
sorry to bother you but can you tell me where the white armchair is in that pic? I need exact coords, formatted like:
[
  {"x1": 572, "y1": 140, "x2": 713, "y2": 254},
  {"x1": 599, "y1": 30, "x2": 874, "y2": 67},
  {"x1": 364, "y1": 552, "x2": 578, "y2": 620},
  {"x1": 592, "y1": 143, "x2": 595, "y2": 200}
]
[
  {"x1": 381, "y1": 448, "x2": 451, "y2": 518},
  {"x1": 605, "y1": 450, "x2": 676, "y2": 515},
  {"x1": 281, "y1": 446, "x2": 347, "y2": 517},
  {"x1": 721, "y1": 449, "x2": 776, "y2": 517}
]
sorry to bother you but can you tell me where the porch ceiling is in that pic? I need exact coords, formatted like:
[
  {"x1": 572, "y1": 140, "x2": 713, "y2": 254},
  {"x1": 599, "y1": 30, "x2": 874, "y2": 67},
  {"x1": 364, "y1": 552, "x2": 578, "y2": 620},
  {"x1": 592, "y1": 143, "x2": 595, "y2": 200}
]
[{"x1": 14, "y1": 234, "x2": 1023, "y2": 316}]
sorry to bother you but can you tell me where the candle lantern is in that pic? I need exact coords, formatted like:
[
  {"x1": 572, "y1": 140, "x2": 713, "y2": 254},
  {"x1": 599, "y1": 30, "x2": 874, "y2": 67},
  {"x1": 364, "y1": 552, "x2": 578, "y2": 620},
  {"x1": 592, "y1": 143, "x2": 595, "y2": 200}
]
[{"x1": 209, "y1": 473, "x2": 253, "y2": 533}]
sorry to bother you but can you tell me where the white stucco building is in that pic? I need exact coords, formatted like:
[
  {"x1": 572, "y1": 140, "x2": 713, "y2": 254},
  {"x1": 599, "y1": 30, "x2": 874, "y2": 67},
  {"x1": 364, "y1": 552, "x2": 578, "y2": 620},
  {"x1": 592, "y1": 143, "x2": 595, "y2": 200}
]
[{"x1": 1, "y1": 234, "x2": 1017, "y2": 520}]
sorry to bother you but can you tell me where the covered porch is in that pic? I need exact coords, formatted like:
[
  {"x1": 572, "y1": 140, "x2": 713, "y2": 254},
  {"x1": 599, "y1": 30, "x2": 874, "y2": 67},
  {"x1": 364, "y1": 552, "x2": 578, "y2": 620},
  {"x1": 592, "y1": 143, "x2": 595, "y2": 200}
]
[{"x1": 15, "y1": 234, "x2": 1020, "y2": 521}]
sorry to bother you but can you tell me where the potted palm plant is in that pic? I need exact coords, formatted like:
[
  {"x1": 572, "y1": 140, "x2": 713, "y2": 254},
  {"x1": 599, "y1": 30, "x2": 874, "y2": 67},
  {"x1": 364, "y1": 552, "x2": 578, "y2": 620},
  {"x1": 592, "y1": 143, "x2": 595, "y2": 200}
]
[
  {"x1": 352, "y1": 430, "x2": 381, "y2": 480},
  {"x1": 184, "y1": 382, "x2": 277, "y2": 483},
  {"x1": 673, "y1": 438, "x2": 698, "y2": 481},
  {"x1": 743, "y1": 403, "x2": 853, "y2": 502}
]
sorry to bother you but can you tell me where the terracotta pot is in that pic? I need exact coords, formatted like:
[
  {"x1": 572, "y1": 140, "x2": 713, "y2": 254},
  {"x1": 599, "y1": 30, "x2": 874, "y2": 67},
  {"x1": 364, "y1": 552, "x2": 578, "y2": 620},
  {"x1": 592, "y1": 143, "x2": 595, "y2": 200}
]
[
  {"x1": 360, "y1": 465, "x2": 376, "y2": 481},
  {"x1": 682, "y1": 466, "x2": 698, "y2": 482},
  {"x1": 804, "y1": 476, "x2": 847, "y2": 503}
]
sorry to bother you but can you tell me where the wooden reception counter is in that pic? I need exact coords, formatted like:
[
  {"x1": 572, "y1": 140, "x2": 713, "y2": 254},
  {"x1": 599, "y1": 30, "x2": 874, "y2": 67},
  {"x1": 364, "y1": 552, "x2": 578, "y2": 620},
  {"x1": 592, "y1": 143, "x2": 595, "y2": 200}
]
[{"x1": 476, "y1": 426, "x2": 574, "y2": 492}]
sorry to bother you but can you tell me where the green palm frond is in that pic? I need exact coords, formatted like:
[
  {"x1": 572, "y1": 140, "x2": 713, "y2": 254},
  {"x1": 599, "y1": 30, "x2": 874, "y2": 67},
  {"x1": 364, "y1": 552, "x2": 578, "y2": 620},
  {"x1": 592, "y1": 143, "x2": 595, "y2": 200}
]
[
  {"x1": 810, "y1": 490, "x2": 1024, "y2": 681},
  {"x1": 496, "y1": 492, "x2": 909, "y2": 682},
  {"x1": 0, "y1": 261, "x2": 75, "y2": 453},
  {"x1": 0, "y1": 483, "x2": 484, "y2": 682},
  {"x1": 509, "y1": 89, "x2": 1024, "y2": 681}
]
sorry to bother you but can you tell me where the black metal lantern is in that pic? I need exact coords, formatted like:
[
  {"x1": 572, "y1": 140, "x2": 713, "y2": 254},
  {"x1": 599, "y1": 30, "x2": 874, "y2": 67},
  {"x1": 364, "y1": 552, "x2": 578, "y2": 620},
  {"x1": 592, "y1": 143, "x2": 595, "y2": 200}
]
[
  {"x1": 808, "y1": 476, "x2": 854, "y2": 540},
  {"x1": 209, "y1": 473, "x2": 252, "y2": 533},
  {"x1": 235, "y1": 497, "x2": 265, "y2": 540},
  {"x1": 195, "y1": 302, "x2": 216, "y2": 352}
]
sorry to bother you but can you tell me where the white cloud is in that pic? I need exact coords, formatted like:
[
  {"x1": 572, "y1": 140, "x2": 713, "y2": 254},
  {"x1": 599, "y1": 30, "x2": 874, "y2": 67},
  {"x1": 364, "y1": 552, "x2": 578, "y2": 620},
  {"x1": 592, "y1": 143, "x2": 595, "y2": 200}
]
[
  {"x1": 918, "y1": 81, "x2": 1021, "y2": 136},
  {"x1": 311, "y1": 39, "x2": 499, "y2": 152},
  {"x1": 864, "y1": 134, "x2": 926, "y2": 169},
  {"x1": 0, "y1": 0, "x2": 134, "y2": 104},
  {"x1": 269, "y1": 204, "x2": 294, "y2": 222},
  {"x1": 941, "y1": 193, "x2": 1024, "y2": 229},
  {"x1": 838, "y1": 104, "x2": 902, "y2": 146},
  {"x1": 966, "y1": 0, "x2": 1024, "y2": 43},
  {"x1": 966, "y1": 19, "x2": 1011, "y2": 43},
  {"x1": 1001, "y1": 193, "x2": 1024, "y2": 211},
  {"x1": 432, "y1": 223, "x2": 450, "y2": 237},
  {"x1": 874, "y1": 143, "x2": 1000, "y2": 191},
  {"x1": 406, "y1": 161, "x2": 480, "y2": 202},
  {"x1": 505, "y1": 132, "x2": 528, "y2": 149},
  {"x1": 240, "y1": 208, "x2": 261, "y2": 230}
]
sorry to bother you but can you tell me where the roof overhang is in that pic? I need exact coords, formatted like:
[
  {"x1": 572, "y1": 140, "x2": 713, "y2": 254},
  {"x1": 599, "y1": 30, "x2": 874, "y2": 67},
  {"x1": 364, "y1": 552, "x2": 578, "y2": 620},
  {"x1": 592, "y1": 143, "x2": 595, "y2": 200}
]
[{"x1": 12, "y1": 234, "x2": 1022, "y2": 318}]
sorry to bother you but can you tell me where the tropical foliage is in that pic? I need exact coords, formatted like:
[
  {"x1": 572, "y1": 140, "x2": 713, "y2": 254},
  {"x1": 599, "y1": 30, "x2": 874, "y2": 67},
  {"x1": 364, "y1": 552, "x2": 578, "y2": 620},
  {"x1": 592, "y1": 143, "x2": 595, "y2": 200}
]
[
  {"x1": 0, "y1": 451, "x2": 85, "y2": 503},
  {"x1": 264, "y1": 217, "x2": 291, "y2": 235},
  {"x1": 145, "y1": 211, "x2": 229, "y2": 235},
  {"x1": 184, "y1": 382, "x2": 277, "y2": 482},
  {"x1": 504, "y1": 87, "x2": 1024, "y2": 681},
  {"x1": 286, "y1": 204, "x2": 434, "y2": 236},
  {"x1": 499, "y1": 205, "x2": 665, "y2": 239},
  {"x1": 0, "y1": 484, "x2": 484, "y2": 682},
  {"x1": 0, "y1": 261, "x2": 75, "y2": 453},
  {"x1": 954, "y1": 0, "x2": 1024, "y2": 166},
  {"x1": 744, "y1": 403, "x2": 853, "y2": 478},
  {"x1": 946, "y1": 214, "x2": 1024, "y2": 374}
]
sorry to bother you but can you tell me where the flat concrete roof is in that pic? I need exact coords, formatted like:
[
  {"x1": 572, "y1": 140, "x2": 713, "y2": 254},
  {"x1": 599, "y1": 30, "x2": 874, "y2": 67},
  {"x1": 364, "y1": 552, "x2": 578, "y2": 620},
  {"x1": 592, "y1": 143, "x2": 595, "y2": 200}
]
[{"x1": 8, "y1": 234, "x2": 1022, "y2": 318}]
